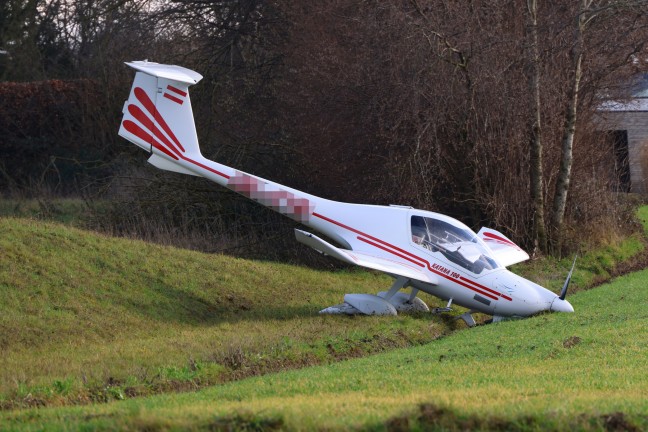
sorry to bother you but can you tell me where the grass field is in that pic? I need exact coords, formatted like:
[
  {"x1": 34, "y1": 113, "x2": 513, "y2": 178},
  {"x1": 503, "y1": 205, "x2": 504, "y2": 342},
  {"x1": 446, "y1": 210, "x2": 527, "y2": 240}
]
[
  {"x1": 2, "y1": 261, "x2": 646, "y2": 431},
  {"x1": 1, "y1": 208, "x2": 647, "y2": 430},
  {"x1": 0, "y1": 217, "x2": 456, "y2": 410}
]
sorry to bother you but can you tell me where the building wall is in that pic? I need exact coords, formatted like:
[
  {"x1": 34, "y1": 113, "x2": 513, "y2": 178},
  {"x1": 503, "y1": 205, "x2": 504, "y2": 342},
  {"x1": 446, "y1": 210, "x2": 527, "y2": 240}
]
[{"x1": 596, "y1": 110, "x2": 648, "y2": 194}]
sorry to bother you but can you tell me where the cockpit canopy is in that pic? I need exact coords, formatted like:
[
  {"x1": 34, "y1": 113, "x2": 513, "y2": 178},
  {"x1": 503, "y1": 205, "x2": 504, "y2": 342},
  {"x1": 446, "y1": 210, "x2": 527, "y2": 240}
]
[{"x1": 411, "y1": 215, "x2": 501, "y2": 274}]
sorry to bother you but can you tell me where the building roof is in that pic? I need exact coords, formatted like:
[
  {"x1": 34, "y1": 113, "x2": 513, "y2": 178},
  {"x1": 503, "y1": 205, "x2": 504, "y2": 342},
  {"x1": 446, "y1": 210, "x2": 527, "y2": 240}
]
[
  {"x1": 600, "y1": 99, "x2": 648, "y2": 112},
  {"x1": 600, "y1": 74, "x2": 648, "y2": 112}
]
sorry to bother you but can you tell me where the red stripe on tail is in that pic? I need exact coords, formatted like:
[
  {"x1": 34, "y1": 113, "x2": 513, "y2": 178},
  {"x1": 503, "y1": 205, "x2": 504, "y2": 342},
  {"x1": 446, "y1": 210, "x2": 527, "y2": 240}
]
[
  {"x1": 128, "y1": 105, "x2": 183, "y2": 156},
  {"x1": 123, "y1": 120, "x2": 179, "y2": 160},
  {"x1": 163, "y1": 93, "x2": 184, "y2": 105},
  {"x1": 134, "y1": 87, "x2": 186, "y2": 152},
  {"x1": 167, "y1": 85, "x2": 187, "y2": 97}
]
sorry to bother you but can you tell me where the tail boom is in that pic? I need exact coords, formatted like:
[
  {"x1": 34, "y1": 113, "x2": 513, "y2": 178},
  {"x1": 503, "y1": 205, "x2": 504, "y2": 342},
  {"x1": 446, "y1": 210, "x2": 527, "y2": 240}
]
[{"x1": 118, "y1": 60, "x2": 320, "y2": 224}]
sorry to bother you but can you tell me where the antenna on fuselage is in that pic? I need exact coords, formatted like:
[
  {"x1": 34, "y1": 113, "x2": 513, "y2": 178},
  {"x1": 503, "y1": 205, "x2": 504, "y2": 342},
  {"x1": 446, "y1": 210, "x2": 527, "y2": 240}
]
[{"x1": 559, "y1": 255, "x2": 578, "y2": 300}]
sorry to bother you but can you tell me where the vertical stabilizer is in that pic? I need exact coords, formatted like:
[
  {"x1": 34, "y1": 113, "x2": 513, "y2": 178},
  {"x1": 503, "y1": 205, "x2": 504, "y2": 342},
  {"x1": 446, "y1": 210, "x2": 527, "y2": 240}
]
[{"x1": 118, "y1": 61, "x2": 204, "y2": 161}]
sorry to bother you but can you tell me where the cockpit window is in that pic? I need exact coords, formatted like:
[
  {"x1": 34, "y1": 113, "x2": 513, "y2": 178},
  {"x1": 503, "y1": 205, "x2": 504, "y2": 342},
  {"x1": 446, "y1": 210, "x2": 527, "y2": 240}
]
[{"x1": 411, "y1": 215, "x2": 500, "y2": 274}]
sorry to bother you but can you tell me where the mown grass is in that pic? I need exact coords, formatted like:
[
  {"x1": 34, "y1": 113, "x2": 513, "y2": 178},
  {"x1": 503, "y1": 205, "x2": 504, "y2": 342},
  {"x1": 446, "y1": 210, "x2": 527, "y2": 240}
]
[
  {"x1": 3, "y1": 264, "x2": 646, "y2": 431},
  {"x1": 0, "y1": 217, "x2": 452, "y2": 410}
]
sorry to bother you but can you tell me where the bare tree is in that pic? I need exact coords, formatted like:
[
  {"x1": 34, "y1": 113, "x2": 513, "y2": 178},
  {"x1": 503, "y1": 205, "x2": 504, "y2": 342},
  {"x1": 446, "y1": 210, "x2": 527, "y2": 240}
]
[
  {"x1": 4, "y1": 0, "x2": 647, "y2": 259},
  {"x1": 550, "y1": 0, "x2": 648, "y2": 252},
  {"x1": 525, "y1": 0, "x2": 547, "y2": 253},
  {"x1": 550, "y1": 0, "x2": 589, "y2": 252}
]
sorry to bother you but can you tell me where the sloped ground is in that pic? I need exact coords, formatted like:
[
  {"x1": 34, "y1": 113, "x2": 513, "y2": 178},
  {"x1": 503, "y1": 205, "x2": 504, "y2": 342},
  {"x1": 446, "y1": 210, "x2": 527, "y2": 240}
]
[
  {"x1": 0, "y1": 217, "x2": 455, "y2": 409},
  {"x1": 3, "y1": 266, "x2": 646, "y2": 431}
]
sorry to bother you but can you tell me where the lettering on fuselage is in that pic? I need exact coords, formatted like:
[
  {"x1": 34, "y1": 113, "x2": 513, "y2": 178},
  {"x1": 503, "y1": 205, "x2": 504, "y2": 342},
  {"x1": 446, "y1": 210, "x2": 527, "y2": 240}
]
[{"x1": 431, "y1": 263, "x2": 460, "y2": 279}]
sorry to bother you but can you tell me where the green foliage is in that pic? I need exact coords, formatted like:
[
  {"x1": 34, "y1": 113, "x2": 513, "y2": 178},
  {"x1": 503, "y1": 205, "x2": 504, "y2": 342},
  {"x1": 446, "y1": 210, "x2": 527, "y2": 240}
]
[
  {"x1": 51, "y1": 379, "x2": 73, "y2": 396},
  {"x1": 512, "y1": 232, "x2": 644, "y2": 293},
  {"x1": 0, "y1": 198, "x2": 94, "y2": 226},
  {"x1": 636, "y1": 205, "x2": 648, "y2": 236}
]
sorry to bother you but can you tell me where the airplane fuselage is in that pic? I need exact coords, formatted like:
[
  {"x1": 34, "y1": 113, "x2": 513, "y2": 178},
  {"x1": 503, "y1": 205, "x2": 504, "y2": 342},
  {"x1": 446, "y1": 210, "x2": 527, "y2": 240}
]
[{"x1": 160, "y1": 152, "x2": 570, "y2": 317}]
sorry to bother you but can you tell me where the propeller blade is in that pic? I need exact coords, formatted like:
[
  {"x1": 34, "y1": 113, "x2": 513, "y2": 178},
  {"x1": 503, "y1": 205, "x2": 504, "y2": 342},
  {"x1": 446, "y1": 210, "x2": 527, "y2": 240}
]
[{"x1": 559, "y1": 255, "x2": 578, "y2": 300}]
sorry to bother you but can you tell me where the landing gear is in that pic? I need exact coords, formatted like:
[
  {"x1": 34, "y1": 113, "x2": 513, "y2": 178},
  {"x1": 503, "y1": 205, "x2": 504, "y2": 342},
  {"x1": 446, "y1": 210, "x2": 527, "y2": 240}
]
[
  {"x1": 377, "y1": 291, "x2": 430, "y2": 313},
  {"x1": 430, "y1": 298, "x2": 476, "y2": 327},
  {"x1": 319, "y1": 279, "x2": 477, "y2": 327},
  {"x1": 431, "y1": 298, "x2": 454, "y2": 314}
]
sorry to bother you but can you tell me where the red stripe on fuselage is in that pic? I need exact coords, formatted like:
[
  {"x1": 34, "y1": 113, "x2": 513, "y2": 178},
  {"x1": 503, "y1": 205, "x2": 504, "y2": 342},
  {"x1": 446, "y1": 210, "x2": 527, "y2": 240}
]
[
  {"x1": 357, "y1": 237, "x2": 425, "y2": 268},
  {"x1": 313, "y1": 213, "x2": 427, "y2": 265},
  {"x1": 430, "y1": 268, "x2": 499, "y2": 300},
  {"x1": 187, "y1": 157, "x2": 230, "y2": 179},
  {"x1": 459, "y1": 276, "x2": 511, "y2": 300}
]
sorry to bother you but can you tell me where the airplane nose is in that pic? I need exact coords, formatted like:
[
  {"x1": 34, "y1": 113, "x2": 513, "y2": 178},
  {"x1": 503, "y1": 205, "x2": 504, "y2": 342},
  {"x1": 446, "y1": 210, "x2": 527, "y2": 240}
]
[{"x1": 550, "y1": 297, "x2": 574, "y2": 313}]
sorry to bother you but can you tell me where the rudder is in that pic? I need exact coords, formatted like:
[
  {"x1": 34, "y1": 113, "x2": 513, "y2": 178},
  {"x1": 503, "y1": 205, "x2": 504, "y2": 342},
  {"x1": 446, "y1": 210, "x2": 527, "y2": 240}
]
[{"x1": 118, "y1": 61, "x2": 204, "y2": 165}]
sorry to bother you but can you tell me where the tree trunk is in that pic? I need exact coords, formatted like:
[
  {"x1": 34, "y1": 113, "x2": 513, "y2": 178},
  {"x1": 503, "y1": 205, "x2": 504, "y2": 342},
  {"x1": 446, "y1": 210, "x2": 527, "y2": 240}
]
[
  {"x1": 525, "y1": 0, "x2": 547, "y2": 254},
  {"x1": 550, "y1": 0, "x2": 588, "y2": 254}
]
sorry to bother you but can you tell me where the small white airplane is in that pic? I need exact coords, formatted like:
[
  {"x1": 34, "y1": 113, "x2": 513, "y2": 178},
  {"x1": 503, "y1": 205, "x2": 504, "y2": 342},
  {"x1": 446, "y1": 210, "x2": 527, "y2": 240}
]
[{"x1": 118, "y1": 61, "x2": 574, "y2": 326}]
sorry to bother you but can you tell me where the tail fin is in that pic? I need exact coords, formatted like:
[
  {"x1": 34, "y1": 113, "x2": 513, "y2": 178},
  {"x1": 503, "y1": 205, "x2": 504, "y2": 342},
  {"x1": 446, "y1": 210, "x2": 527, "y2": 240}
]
[
  {"x1": 118, "y1": 61, "x2": 204, "y2": 175},
  {"x1": 118, "y1": 61, "x2": 320, "y2": 225}
]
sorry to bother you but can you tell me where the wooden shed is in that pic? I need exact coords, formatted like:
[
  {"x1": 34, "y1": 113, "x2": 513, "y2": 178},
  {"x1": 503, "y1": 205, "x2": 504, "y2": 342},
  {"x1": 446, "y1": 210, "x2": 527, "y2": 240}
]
[{"x1": 597, "y1": 76, "x2": 648, "y2": 194}]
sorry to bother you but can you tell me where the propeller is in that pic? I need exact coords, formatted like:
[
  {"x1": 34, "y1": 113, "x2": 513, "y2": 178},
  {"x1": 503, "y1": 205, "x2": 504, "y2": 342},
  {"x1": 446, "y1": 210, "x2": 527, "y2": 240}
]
[{"x1": 559, "y1": 255, "x2": 578, "y2": 300}]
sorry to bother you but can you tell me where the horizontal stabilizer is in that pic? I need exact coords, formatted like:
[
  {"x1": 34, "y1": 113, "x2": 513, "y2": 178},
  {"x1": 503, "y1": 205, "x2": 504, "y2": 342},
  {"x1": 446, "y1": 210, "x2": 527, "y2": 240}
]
[
  {"x1": 125, "y1": 61, "x2": 203, "y2": 84},
  {"x1": 478, "y1": 227, "x2": 529, "y2": 267},
  {"x1": 148, "y1": 154, "x2": 199, "y2": 176},
  {"x1": 294, "y1": 229, "x2": 355, "y2": 264},
  {"x1": 295, "y1": 229, "x2": 437, "y2": 284}
]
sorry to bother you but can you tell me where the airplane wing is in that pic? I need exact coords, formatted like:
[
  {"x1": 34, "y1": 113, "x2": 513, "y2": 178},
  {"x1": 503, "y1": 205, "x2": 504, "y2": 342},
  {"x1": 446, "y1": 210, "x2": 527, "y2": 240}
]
[
  {"x1": 477, "y1": 227, "x2": 529, "y2": 267},
  {"x1": 294, "y1": 229, "x2": 437, "y2": 285}
]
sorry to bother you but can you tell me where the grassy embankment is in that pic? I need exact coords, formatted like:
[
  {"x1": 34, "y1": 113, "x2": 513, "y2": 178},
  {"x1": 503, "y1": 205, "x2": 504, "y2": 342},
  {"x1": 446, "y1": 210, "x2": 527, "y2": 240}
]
[
  {"x1": 0, "y1": 200, "x2": 646, "y2": 417},
  {"x1": 3, "y1": 256, "x2": 647, "y2": 431},
  {"x1": 0, "y1": 216, "x2": 445, "y2": 410}
]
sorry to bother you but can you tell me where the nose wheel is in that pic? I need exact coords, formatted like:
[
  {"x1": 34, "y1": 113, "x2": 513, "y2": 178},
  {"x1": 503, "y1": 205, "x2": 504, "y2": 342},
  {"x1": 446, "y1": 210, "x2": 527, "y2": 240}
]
[
  {"x1": 431, "y1": 298, "x2": 454, "y2": 314},
  {"x1": 430, "y1": 298, "x2": 476, "y2": 328}
]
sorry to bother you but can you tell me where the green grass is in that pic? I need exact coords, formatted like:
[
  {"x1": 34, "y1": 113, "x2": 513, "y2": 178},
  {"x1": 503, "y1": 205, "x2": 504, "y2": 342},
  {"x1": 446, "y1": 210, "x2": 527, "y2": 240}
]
[
  {"x1": 636, "y1": 205, "x2": 648, "y2": 236},
  {"x1": 0, "y1": 217, "x2": 454, "y2": 410},
  {"x1": 0, "y1": 198, "x2": 94, "y2": 226},
  {"x1": 3, "y1": 263, "x2": 647, "y2": 431},
  {"x1": 1, "y1": 206, "x2": 647, "y2": 429},
  {"x1": 512, "y1": 233, "x2": 645, "y2": 292}
]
